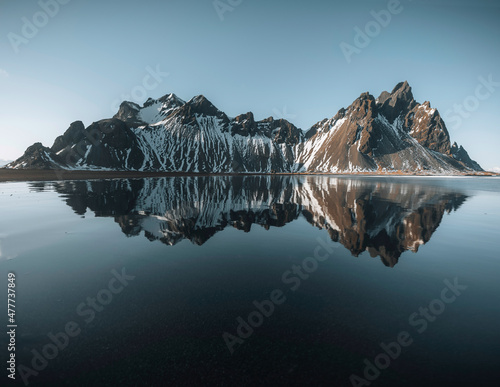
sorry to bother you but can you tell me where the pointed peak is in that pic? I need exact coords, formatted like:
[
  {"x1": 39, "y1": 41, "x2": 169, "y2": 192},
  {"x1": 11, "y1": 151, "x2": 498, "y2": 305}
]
[
  {"x1": 182, "y1": 95, "x2": 224, "y2": 118},
  {"x1": 189, "y1": 95, "x2": 210, "y2": 104},
  {"x1": 143, "y1": 93, "x2": 185, "y2": 109},
  {"x1": 376, "y1": 90, "x2": 391, "y2": 105},
  {"x1": 187, "y1": 95, "x2": 218, "y2": 110},
  {"x1": 390, "y1": 81, "x2": 414, "y2": 101},
  {"x1": 391, "y1": 81, "x2": 411, "y2": 94},
  {"x1": 158, "y1": 92, "x2": 185, "y2": 105},
  {"x1": 376, "y1": 81, "x2": 416, "y2": 123},
  {"x1": 349, "y1": 92, "x2": 375, "y2": 113},
  {"x1": 119, "y1": 100, "x2": 141, "y2": 110},
  {"x1": 187, "y1": 95, "x2": 217, "y2": 110},
  {"x1": 113, "y1": 101, "x2": 142, "y2": 123}
]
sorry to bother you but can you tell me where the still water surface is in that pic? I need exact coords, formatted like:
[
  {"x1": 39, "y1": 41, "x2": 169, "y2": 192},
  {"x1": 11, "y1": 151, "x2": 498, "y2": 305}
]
[{"x1": 1, "y1": 176, "x2": 499, "y2": 386}]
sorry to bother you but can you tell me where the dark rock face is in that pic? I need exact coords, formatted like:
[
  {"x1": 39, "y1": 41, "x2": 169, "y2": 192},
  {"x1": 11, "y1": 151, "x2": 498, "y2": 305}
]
[
  {"x1": 49, "y1": 118, "x2": 145, "y2": 170},
  {"x1": 9, "y1": 143, "x2": 60, "y2": 169},
  {"x1": 176, "y1": 95, "x2": 229, "y2": 127},
  {"x1": 113, "y1": 102, "x2": 142, "y2": 125},
  {"x1": 231, "y1": 112, "x2": 258, "y2": 136},
  {"x1": 51, "y1": 121, "x2": 86, "y2": 153},
  {"x1": 377, "y1": 81, "x2": 417, "y2": 123},
  {"x1": 6, "y1": 82, "x2": 482, "y2": 173},
  {"x1": 267, "y1": 118, "x2": 304, "y2": 146},
  {"x1": 297, "y1": 81, "x2": 482, "y2": 172},
  {"x1": 451, "y1": 142, "x2": 482, "y2": 171},
  {"x1": 376, "y1": 82, "x2": 453, "y2": 154},
  {"x1": 81, "y1": 119, "x2": 145, "y2": 170}
]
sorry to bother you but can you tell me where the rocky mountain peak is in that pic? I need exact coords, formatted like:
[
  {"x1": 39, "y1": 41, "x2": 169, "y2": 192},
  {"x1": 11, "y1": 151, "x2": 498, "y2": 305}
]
[
  {"x1": 451, "y1": 142, "x2": 482, "y2": 170},
  {"x1": 113, "y1": 101, "x2": 142, "y2": 124},
  {"x1": 349, "y1": 92, "x2": 377, "y2": 120},
  {"x1": 51, "y1": 121, "x2": 86, "y2": 153},
  {"x1": 333, "y1": 107, "x2": 347, "y2": 121},
  {"x1": 7, "y1": 142, "x2": 58, "y2": 169},
  {"x1": 158, "y1": 92, "x2": 184, "y2": 105},
  {"x1": 147, "y1": 93, "x2": 186, "y2": 114},
  {"x1": 231, "y1": 112, "x2": 258, "y2": 136},
  {"x1": 234, "y1": 111, "x2": 255, "y2": 124},
  {"x1": 377, "y1": 80, "x2": 417, "y2": 123},
  {"x1": 183, "y1": 95, "x2": 223, "y2": 117},
  {"x1": 392, "y1": 80, "x2": 412, "y2": 95}
]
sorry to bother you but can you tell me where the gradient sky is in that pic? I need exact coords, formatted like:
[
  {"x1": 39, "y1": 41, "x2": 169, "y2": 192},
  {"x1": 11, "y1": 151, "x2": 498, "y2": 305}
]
[{"x1": 1, "y1": 0, "x2": 499, "y2": 170}]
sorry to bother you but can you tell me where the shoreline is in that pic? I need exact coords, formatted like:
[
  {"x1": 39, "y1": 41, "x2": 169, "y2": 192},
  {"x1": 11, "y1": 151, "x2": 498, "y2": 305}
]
[{"x1": 0, "y1": 168, "x2": 497, "y2": 182}]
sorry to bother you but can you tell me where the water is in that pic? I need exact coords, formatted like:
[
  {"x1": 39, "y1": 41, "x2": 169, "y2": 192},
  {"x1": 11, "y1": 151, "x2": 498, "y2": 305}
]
[{"x1": 1, "y1": 176, "x2": 499, "y2": 386}]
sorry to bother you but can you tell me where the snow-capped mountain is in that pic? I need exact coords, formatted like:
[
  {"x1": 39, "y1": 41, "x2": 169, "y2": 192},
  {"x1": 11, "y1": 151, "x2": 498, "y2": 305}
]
[
  {"x1": 6, "y1": 82, "x2": 482, "y2": 173},
  {"x1": 41, "y1": 175, "x2": 468, "y2": 267}
]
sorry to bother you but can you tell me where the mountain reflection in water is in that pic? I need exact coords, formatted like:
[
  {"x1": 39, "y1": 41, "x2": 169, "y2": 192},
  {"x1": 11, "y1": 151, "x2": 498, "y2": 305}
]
[{"x1": 30, "y1": 176, "x2": 467, "y2": 267}]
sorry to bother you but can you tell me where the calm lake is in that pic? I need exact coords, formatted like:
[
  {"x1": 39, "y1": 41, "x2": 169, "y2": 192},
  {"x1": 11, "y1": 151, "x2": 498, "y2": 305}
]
[{"x1": 1, "y1": 175, "x2": 499, "y2": 386}]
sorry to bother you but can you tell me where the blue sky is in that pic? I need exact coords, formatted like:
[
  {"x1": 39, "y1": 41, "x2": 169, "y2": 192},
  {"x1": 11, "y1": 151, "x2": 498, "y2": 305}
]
[{"x1": 1, "y1": 0, "x2": 499, "y2": 170}]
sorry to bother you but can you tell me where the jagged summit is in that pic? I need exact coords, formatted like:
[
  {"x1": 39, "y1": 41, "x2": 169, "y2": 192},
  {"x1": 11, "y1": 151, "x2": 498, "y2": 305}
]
[
  {"x1": 183, "y1": 95, "x2": 223, "y2": 117},
  {"x1": 114, "y1": 93, "x2": 186, "y2": 126},
  {"x1": 114, "y1": 101, "x2": 142, "y2": 124},
  {"x1": 376, "y1": 80, "x2": 416, "y2": 123},
  {"x1": 157, "y1": 92, "x2": 185, "y2": 104},
  {"x1": 6, "y1": 82, "x2": 483, "y2": 174},
  {"x1": 392, "y1": 80, "x2": 412, "y2": 94}
]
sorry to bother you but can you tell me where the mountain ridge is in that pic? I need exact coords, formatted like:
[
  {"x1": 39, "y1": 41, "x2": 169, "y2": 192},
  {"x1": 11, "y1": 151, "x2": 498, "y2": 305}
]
[{"x1": 5, "y1": 82, "x2": 483, "y2": 174}]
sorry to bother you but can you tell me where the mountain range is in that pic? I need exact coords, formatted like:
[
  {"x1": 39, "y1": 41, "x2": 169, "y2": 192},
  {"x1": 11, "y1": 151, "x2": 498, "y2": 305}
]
[{"x1": 5, "y1": 81, "x2": 482, "y2": 174}]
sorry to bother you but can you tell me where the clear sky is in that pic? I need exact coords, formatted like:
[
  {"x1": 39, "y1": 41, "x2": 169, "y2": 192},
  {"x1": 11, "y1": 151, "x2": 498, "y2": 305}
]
[{"x1": 1, "y1": 0, "x2": 499, "y2": 170}]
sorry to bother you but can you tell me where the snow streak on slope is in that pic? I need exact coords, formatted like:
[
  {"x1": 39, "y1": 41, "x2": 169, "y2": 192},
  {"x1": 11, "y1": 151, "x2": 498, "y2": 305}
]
[{"x1": 133, "y1": 112, "x2": 298, "y2": 173}]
